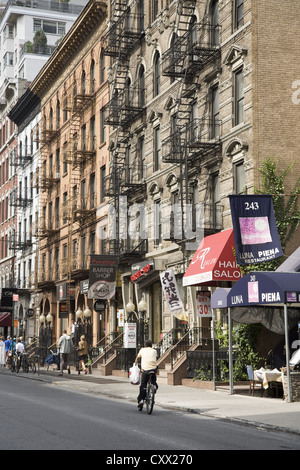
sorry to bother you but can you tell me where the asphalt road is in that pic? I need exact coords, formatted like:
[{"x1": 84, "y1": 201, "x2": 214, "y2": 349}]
[{"x1": 1, "y1": 373, "x2": 300, "y2": 453}]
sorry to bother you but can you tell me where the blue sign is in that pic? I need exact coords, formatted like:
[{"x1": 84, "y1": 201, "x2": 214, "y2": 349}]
[{"x1": 229, "y1": 195, "x2": 283, "y2": 265}]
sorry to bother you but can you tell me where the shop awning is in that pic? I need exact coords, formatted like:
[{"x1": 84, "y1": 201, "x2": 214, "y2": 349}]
[
  {"x1": 183, "y1": 229, "x2": 242, "y2": 286},
  {"x1": 0, "y1": 313, "x2": 12, "y2": 327},
  {"x1": 228, "y1": 271, "x2": 300, "y2": 307}
]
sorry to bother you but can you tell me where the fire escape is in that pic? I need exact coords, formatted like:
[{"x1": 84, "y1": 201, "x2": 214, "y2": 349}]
[
  {"x1": 102, "y1": 0, "x2": 147, "y2": 257},
  {"x1": 161, "y1": 0, "x2": 222, "y2": 236},
  {"x1": 162, "y1": 0, "x2": 221, "y2": 164}
]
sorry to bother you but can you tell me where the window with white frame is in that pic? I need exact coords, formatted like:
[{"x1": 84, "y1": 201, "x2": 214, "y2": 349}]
[{"x1": 33, "y1": 19, "x2": 65, "y2": 35}]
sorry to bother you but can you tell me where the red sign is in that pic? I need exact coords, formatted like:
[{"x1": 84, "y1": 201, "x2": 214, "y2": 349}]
[
  {"x1": 131, "y1": 263, "x2": 153, "y2": 283},
  {"x1": 183, "y1": 229, "x2": 242, "y2": 286}
]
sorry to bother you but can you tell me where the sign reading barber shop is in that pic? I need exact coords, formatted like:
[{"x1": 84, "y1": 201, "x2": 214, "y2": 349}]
[
  {"x1": 88, "y1": 255, "x2": 118, "y2": 300},
  {"x1": 229, "y1": 195, "x2": 283, "y2": 265}
]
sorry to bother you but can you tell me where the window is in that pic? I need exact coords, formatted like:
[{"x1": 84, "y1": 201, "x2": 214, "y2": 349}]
[
  {"x1": 212, "y1": 173, "x2": 222, "y2": 229},
  {"x1": 90, "y1": 116, "x2": 95, "y2": 150},
  {"x1": 90, "y1": 231, "x2": 96, "y2": 254},
  {"x1": 90, "y1": 60, "x2": 95, "y2": 93},
  {"x1": 100, "y1": 50, "x2": 105, "y2": 84},
  {"x1": 4, "y1": 52, "x2": 13, "y2": 67},
  {"x1": 100, "y1": 108, "x2": 106, "y2": 143},
  {"x1": 211, "y1": 0, "x2": 219, "y2": 45},
  {"x1": 81, "y1": 71, "x2": 86, "y2": 94},
  {"x1": 63, "y1": 191, "x2": 68, "y2": 224},
  {"x1": 138, "y1": 0, "x2": 144, "y2": 31},
  {"x1": 152, "y1": 0, "x2": 159, "y2": 21},
  {"x1": 56, "y1": 100, "x2": 60, "y2": 129},
  {"x1": 235, "y1": 0, "x2": 244, "y2": 29},
  {"x1": 34, "y1": 19, "x2": 65, "y2": 35},
  {"x1": 211, "y1": 86, "x2": 220, "y2": 138},
  {"x1": 138, "y1": 65, "x2": 145, "y2": 107},
  {"x1": 138, "y1": 136, "x2": 145, "y2": 180},
  {"x1": 153, "y1": 51, "x2": 160, "y2": 97},
  {"x1": 234, "y1": 160, "x2": 245, "y2": 194},
  {"x1": 90, "y1": 172, "x2": 95, "y2": 208},
  {"x1": 154, "y1": 126, "x2": 161, "y2": 171},
  {"x1": 100, "y1": 165, "x2": 106, "y2": 202},
  {"x1": 234, "y1": 69, "x2": 244, "y2": 125},
  {"x1": 154, "y1": 201, "x2": 162, "y2": 246}
]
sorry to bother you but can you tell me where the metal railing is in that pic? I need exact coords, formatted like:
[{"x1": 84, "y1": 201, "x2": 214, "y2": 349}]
[
  {"x1": 170, "y1": 327, "x2": 211, "y2": 370},
  {"x1": 186, "y1": 350, "x2": 237, "y2": 382}
]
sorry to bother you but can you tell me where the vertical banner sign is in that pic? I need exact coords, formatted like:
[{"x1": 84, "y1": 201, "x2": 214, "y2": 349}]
[
  {"x1": 124, "y1": 323, "x2": 137, "y2": 348},
  {"x1": 196, "y1": 292, "x2": 212, "y2": 318},
  {"x1": 229, "y1": 195, "x2": 283, "y2": 265},
  {"x1": 88, "y1": 255, "x2": 117, "y2": 300},
  {"x1": 160, "y1": 268, "x2": 184, "y2": 317}
]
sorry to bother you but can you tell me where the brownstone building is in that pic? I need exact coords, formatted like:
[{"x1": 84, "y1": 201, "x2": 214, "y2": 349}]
[{"x1": 29, "y1": 0, "x2": 109, "y2": 346}]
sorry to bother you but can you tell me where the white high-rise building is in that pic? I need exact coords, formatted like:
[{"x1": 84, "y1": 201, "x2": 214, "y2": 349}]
[{"x1": 0, "y1": 0, "x2": 88, "y2": 338}]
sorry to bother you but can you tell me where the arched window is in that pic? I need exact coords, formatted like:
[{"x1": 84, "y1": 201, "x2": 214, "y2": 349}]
[
  {"x1": 138, "y1": 65, "x2": 145, "y2": 107},
  {"x1": 153, "y1": 51, "x2": 160, "y2": 97},
  {"x1": 90, "y1": 59, "x2": 95, "y2": 93}
]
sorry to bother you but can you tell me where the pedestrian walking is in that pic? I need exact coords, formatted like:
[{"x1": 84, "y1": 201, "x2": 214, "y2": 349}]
[
  {"x1": 77, "y1": 335, "x2": 88, "y2": 375},
  {"x1": 0, "y1": 336, "x2": 6, "y2": 371},
  {"x1": 58, "y1": 330, "x2": 72, "y2": 376},
  {"x1": 4, "y1": 336, "x2": 12, "y2": 358}
]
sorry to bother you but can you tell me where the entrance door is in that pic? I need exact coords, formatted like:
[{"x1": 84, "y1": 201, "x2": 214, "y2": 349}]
[{"x1": 152, "y1": 281, "x2": 162, "y2": 343}]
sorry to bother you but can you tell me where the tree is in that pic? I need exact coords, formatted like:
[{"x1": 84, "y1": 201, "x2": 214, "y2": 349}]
[{"x1": 33, "y1": 29, "x2": 47, "y2": 52}]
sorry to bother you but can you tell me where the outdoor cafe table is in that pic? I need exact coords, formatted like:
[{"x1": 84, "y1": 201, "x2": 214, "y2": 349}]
[{"x1": 254, "y1": 367, "x2": 283, "y2": 389}]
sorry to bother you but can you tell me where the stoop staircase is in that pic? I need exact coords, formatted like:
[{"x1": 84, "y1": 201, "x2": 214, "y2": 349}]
[{"x1": 156, "y1": 327, "x2": 215, "y2": 386}]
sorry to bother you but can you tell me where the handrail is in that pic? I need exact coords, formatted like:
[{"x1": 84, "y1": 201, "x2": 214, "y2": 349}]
[{"x1": 170, "y1": 327, "x2": 211, "y2": 370}]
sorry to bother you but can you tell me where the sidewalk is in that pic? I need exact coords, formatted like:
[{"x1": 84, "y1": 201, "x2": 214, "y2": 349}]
[{"x1": 23, "y1": 367, "x2": 300, "y2": 436}]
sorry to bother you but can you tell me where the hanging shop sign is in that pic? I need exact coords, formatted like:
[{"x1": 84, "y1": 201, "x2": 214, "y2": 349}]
[
  {"x1": 0, "y1": 288, "x2": 17, "y2": 312},
  {"x1": 229, "y1": 195, "x2": 283, "y2": 265},
  {"x1": 196, "y1": 291, "x2": 212, "y2": 318},
  {"x1": 130, "y1": 260, "x2": 154, "y2": 283},
  {"x1": 56, "y1": 284, "x2": 75, "y2": 301},
  {"x1": 124, "y1": 322, "x2": 137, "y2": 348},
  {"x1": 88, "y1": 255, "x2": 118, "y2": 300},
  {"x1": 160, "y1": 268, "x2": 184, "y2": 317},
  {"x1": 93, "y1": 299, "x2": 106, "y2": 312}
]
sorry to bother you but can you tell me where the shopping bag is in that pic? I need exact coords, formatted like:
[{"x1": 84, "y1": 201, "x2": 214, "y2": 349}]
[{"x1": 129, "y1": 364, "x2": 140, "y2": 385}]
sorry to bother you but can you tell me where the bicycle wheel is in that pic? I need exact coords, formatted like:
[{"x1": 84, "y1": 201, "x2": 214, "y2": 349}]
[
  {"x1": 23, "y1": 357, "x2": 29, "y2": 373},
  {"x1": 146, "y1": 381, "x2": 155, "y2": 415},
  {"x1": 29, "y1": 358, "x2": 36, "y2": 374},
  {"x1": 16, "y1": 356, "x2": 21, "y2": 373}
]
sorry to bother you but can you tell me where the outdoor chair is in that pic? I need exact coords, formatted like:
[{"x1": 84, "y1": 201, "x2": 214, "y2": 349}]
[{"x1": 247, "y1": 365, "x2": 264, "y2": 396}]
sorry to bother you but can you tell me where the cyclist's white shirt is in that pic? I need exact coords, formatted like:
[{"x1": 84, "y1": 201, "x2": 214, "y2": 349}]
[
  {"x1": 16, "y1": 343, "x2": 25, "y2": 354},
  {"x1": 137, "y1": 347, "x2": 157, "y2": 371}
]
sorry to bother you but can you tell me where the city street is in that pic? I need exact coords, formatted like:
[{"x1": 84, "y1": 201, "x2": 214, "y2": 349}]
[{"x1": 1, "y1": 372, "x2": 300, "y2": 452}]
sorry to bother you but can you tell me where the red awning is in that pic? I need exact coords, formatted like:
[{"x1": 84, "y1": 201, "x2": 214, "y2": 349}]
[
  {"x1": 0, "y1": 313, "x2": 12, "y2": 327},
  {"x1": 183, "y1": 229, "x2": 242, "y2": 286}
]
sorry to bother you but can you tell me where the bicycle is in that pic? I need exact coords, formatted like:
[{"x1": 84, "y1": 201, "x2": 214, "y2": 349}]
[
  {"x1": 21, "y1": 353, "x2": 29, "y2": 373},
  {"x1": 28, "y1": 355, "x2": 37, "y2": 374},
  {"x1": 145, "y1": 371, "x2": 156, "y2": 415}
]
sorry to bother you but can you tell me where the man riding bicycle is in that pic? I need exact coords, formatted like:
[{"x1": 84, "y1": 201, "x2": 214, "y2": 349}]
[{"x1": 135, "y1": 340, "x2": 158, "y2": 411}]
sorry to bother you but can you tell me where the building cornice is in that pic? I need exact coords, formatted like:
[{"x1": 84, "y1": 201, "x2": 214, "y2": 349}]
[{"x1": 30, "y1": 0, "x2": 107, "y2": 99}]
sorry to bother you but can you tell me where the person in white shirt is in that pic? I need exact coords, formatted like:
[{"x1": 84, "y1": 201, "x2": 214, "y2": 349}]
[
  {"x1": 16, "y1": 339, "x2": 25, "y2": 355},
  {"x1": 135, "y1": 340, "x2": 158, "y2": 410}
]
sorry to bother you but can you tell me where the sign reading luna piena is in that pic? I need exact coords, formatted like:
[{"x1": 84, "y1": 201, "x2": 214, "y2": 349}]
[
  {"x1": 88, "y1": 255, "x2": 118, "y2": 300},
  {"x1": 229, "y1": 195, "x2": 283, "y2": 265}
]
